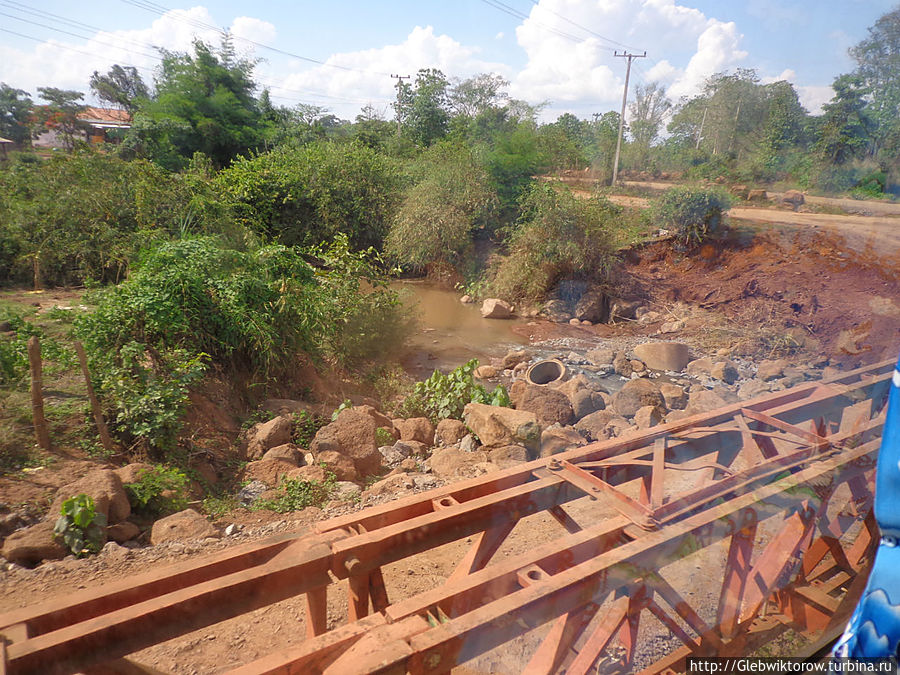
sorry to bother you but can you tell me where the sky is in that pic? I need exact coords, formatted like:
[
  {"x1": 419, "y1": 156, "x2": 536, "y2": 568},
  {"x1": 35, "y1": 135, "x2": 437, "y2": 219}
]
[{"x1": 1, "y1": 0, "x2": 897, "y2": 123}]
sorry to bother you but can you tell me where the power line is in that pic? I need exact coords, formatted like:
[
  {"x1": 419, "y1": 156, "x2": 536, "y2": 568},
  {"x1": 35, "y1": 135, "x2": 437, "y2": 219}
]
[
  {"x1": 611, "y1": 50, "x2": 646, "y2": 186},
  {"x1": 523, "y1": 0, "x2": 644, "y2": 51}
]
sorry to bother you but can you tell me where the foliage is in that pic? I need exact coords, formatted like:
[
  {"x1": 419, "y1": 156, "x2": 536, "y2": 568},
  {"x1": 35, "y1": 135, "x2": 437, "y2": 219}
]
[
  {"x1": 253, "y1": 473, "x2": 336, "y2": 513},
  {"x1": 489, "y1": 183, "x2": 618, "y2": 302},
  {"x1": 291, "y1": 410, "x2": 324, "y2": 448},
  {"x1": 35, "y1": 87, "x2": 86, "y2": 152},
  {"x1": 375, "y1": 427, "x2": 395, "y2": 447},
  {"x1": 54, "y1": 494, "x2": 107, "y2": 557},
  {"x1": 0, "y1": 312, "x2": 75, "y2": 386},
  {"x1": 397, "y1": 359, "x2": 510, "y2": 423},
  {"x1": 89, "y1": 65, "x2": 149, "y2": 112},
  {"x1": 852, "y1": 170, "x2": 887, "y2": 199},
  {"x1": 331, "y1": 400, "x2": 353, "y2": 421},
  {"x1": 386, "y1": 141, "x2": 498, "y2": 270},
  {"x1": 0, "y1": 83, "x2": 33, "y2": 145},
  {"x1": 395, "y1": 68, "x2": 451, "y2": 147},
  {"x1": 217, "y1": 141, "x2": 402, "y2": 250},
  {"x1": 124, "y1": 465, "x2": 190, "y2": 515},
  {"x1": 652, "y1": 186, "x2": 733, "y2": 246}
]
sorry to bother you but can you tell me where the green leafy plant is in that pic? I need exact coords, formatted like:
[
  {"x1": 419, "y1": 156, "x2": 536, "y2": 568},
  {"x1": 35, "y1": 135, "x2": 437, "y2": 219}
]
[
  {"x1": 375, "y1": 427, "x2": 395, "y2": 447},
  {"x1": 291, "y1": 410, "x2": 324, "y2": 448},
  {"x1": 54, "y1": 494, "x2": 107, "y2": 557},
  {"x1": 397, "y1": 359, "x2": 510, "y2": 423},
  {"x1": 652, "y1": 186, "x2": 733, "y2": 246},
  {"x1": 331, "y1": 400, "x2": 353, "y2": 421},
  {"x1": 124, "y1": 465, "x2": 189, "y2": 515},
  {"x1": 253, "y1": 473, "x2": 336, "y2": 513}
]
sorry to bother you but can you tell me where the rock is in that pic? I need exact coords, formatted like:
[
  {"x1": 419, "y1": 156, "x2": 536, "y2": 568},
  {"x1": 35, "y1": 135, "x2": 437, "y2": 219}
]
[
  {"x1": 399, "y1": 458, "x2": 418, "y2": 472},
  {"x1": 364, "y1": 474, "x2": 417, "y2": 499},
  {"x1": 240, "y1": 459, "x2": 298, "y2": 487},
  {"x1": 285, "y1": 465, "x2": 328, "y2": 483},
  {"x1": 738, "y1": 379, "x2": 770, "y2": 401},
  {"x1": 568, "y1": 318, "x2": 581, "y2": 326},
  {"x1": 710, "y1": 361, "x2": 739, "y2": 384},
  {"x1": 379, "y1": 445, "x2": 406, "y2": 469},
  {"x1": 747, "y1": 189, "x2": 768, "y2": 201},
  {"x1": 355, "y1": 405, "x2": 395, "y2": 431},
  {"x1": 51, "y1": 469, "x2": 130, "y2": 525},
  {"x1": 633, "y1": 342, "x2": 691, "y2": 372},
  {"x1": 631, "y1": 360, "x2": 647, "y2": 374},
  {"x1": 686, "y1": 358, "x2": 714, "y2": 378},
  {"x1": 659, "y1": 383, "x2": 688, "y2": 410},
  {"x1": 474, "y1": 365, "x2": 499, "y2": 379},
  {"x1": 554, "y1": 373, "x2": 607, "y2": 398},
  {"x1": 237, "y1": 480, "x2": 268, "y2": 506},
  {"x1": 659, "y1": 320, "x2": 685, "y2": 334},
  {"x1": 333, "y1": 481, "x2": 362, "y2": 501},
  {"x1": 463, "y1": 403, "x2": 541, "y2": 452},
  {"x1": 685, "y1": 390, "x2": 732, "y2": 415},
  {"x1": 311, "y1": 408, "x2": 381, "y2": 476},
  {"x1": 459, "y1": 434, "x2": 479, "y2": 453},
  {"x1": 501, "y1": 349, "x2": 530, "y2": 369},
  {"x1": 730, "y1": 184, "x2": 749, "y2": 199},
  {"x1": 586, "y1": 348, "x2": 615, "y2": 366},
  {"x1": 613, "y1": 353, "x2": 633, "y2": 378},
  {"x1": 574, "y1": 288, "x2": 609, "y2": 323},
  {"x1": 435, "y1": 419, "x2": 468, "y2": 447},
  {"x1": 488, "y1": 445, "x2": 531, "y2": 468},
  {"x1": 570, "y1": 389, "x2": 605, "y2": 420},
  {"x1": 107, "y1": 521, "x2": 141, "y2": 544},
  {"x1": 316, "y1": 451, "x2": 358, "y2": 482},
  {"x1": 481, "y1": 298, "x2": 513, "y2": 319},
  {"x1": 429, "y1": 448, "x2": 491, "y2": 480},
  {"x1": 633, "y1": 406, "x2": 664, "y2": 430},
  {"x1": 245, "y1": 416, "x2": 293, "y2": 461},
  {"x1": 575, "y1": 410, "x2": 627, "y2": 442},
  {"x1": 637, "y1": 311, "x2": 662, "y2": 325},
  {"x1": 150, "y1": 509, "x2": 218, "y2": 546},
  {"x1": 1, "y1": 520, "x2": 67, "y2": 566},
  {"x1": 261, "y1": 443, "x2": 304, "y2": 465},
  {"x1": 541, "y1": 299, "x2": 572, "y2": 323},
  {"x1": 225, "y1": 524, "x2": 240, "y2": 536},
  {"x1": 541, "y1": 425, "x2": 586, "y2": 457},
  {"x1": 460, "y1": 295, "x2": 473, "y2": 304},
  {"x1": 510, "y1": 383, "x2": 575, "y2": 426},
  {"x1": 113, "y1": 462, "x2": 154, "y2": 485},
  {"x1": 757, "y1": 359, "x2": 787, "y2": 381},
  {"x1": 190, "y1": 458, "x2": 218, "y2": 486},
  {"x1": 609, "y1": 299, "x2": 642, "y2": 323},
  {"x1": 611, "y1": 379, "x2": 665, "y2": 418},
  {"x1": 781, "y1": 189, "x2": 805, "y2": 210},
  {"x1": 392, "y1": 418, "x2": 435, "y2": 446}
]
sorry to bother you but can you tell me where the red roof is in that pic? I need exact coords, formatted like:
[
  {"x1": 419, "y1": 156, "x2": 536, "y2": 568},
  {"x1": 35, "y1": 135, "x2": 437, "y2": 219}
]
[{"x1": 77, "y1": 107, "x2": 132, "y2": 125}]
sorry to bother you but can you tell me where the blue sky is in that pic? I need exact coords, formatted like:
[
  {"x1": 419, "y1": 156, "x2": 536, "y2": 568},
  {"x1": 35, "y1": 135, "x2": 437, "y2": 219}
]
[{"x1": 1, "y1": 0, "x2": 897, "y2": 122}]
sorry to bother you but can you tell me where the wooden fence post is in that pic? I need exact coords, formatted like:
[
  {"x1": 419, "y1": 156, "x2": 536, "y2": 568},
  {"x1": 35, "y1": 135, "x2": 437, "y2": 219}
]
[
  {"x1": 73, "y1": 341, "x2": 116, "y2": 457},
  {"x1": 27, "y1": 336, "x2": 50, "y2": 451}
]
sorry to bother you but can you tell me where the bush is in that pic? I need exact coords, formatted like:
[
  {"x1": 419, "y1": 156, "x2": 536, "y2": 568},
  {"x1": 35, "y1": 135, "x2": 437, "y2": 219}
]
[
  {"x1": 253, "y1": 474, "x2": 336, "y2": 512},
  {"x1": 124, "y1": 465, "x2": 190, "y2": 515},
  {"x1": 397, "y1": 359, "x2": 510, "y2": 423},
  {"x1": 652, "y1": 186, "x2": 733, "y2": 245},
  {"x1": 54, "y1": 494, "x2": 106, "y2": 557},
  {"x1": 489, "y1": 183, "x2": 618, "y2": 303}
]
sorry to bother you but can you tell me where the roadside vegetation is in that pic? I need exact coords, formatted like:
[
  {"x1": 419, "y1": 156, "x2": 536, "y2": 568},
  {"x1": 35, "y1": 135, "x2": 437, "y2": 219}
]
[{"x1": 0, "y1": 7, "x2": 898, "y2": 494}]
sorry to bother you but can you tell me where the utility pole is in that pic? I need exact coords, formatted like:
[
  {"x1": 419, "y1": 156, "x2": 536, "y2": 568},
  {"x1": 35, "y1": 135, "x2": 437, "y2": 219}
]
[
  {"x1": 611, "y1": 50, "x2": 645, "y2": 186},
  {"x1": 391, "y1": 73, "x2": 410, "y2": 137}
]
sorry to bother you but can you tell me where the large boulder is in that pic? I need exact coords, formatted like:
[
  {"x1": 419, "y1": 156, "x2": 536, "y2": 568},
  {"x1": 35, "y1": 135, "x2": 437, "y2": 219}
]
[
  {"x1": 686, "y1": 358, "x2": 714, "y2": 378},
  {"x1": 245, "y1": 416, "x2": 293, "y2": 461},
  {"x1": 570, "y1": 389, "x2": 606, "y2": 420},
  {"x1": 261, "y1": 443, "x2": 304, "y2": 465},
  {"x1": 609, "y1": 299, "x2": 642, "y2": 323},
  {"x1": 611, "y1": 379, "x2": 665, "y2": 418},
  {"x1": 488, "y1": 445, "x2": 531, "y2": 469},
  {"x1": 710, "y1": 361, "x2": 740, "y2": 384},
  {"x1": 781, "y1": 190, "x2": 805, "y2": 211},
  {"x1": 392, "y1": 418, "x2": 435, "y2": 446},
  {"x1": 501, "y1": 349, "x2": 531, "y2": 369},
  {"x1": 633, "y1": 342, "x2": 691, "y2": 372},
  {"x1": 757, "y1": 359, "x2": 787, "y2": 381},
  {"x1": 150, "y1": 509, "x2": 218, "y2": 546},
  {"x1": 107, "y1": 521, "x2": 141, "y2": 544},
  {"x1": 114, "y1": 462, "x2": 154, "y2": 485},
  {"x1": 585, "y1": 348, "x2": 615, "y2": 366},
  {"x1": 574, "y1": 288, "x2": 609, "y2": 323},
  {"x1": 355, "y1": 405, "x2": 394, "y2": 431},
  {"x1": 463, "y1": 403, "x2": 541, "y2": 452},
  {"x1": 481, "y1": 298, "x2": 513, "y2": 319},
  {"x1": 310, "y1": 408, "x2": 381, "y2": 476},
  {"x1": 541, "y1": 425, "x2": 587, "y2": 457},
  {"x1": 435, "y1": 419, "x2": 468, "y2": 447},
  {"x1": 1, "y1": 520, "x2": 67, "y2": 566},
  {"x1": 240, "y1": 459, "x2": 298, "y2": 487},
  {"x1": 575, "y1": 410, "x2": 629, "y2": 442},
  {"x1": 51, "y1": 469, "x2": 130, "y2": 525},
  {"x1": 316, "y1": 451, "x2": 358, "y2": 482},
  {"x1": 510, "y1": 383, "x2": 575, "y2": 426},
  {"x1": 285, "y1": 465, "x2": 328, "y2": 483},
  {"x1": 429, "y1": 448, "x2": 492, "y2": 480},
  {"x1": 685, "y1": 390, "x2": 733, "y2": 415},
  {"x1": 634, "y1": 406, "x2": 665, "y2": 430},
  {"x1": 659, "y1": 383, "x2": 688, "y2": 411}
]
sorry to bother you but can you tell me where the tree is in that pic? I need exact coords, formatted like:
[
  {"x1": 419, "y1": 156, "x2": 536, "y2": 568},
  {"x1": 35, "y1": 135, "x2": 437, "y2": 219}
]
[
  {"x1": 0, "y1": 83, "x2": 33, "y2": 145},
  {"x1": 629, "y1": 82, "x2": 671, "y2": 166},
  {"x1": 448, "y1": 73, "x2": 509, "y2": 118},
  {"x1": 35, "y1": 87, "x2": 86, "y2": 151},
  {"x1": 395, "y1": 68, "x2": 451, "y2": 147},
  {"x1": 89, "y1": 65, "x2": 149, "y2": 111},
  {"x1": 815, "y1": 74, "x2": 871, "y2": 165}
]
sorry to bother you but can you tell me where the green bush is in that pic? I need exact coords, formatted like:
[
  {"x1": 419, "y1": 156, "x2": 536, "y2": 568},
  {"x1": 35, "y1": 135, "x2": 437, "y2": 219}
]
[
  {"x1": 54, "y1": 494, "x2": 107, "y2": 557},
  {"x1": 0, "y1": 312, "x2": 75, "y2": 386},
  {"x1": 397, "y1": 359, "x2": 510, "y2": 423},
  {"x1": 124, "y1": 465, "x2": 190, "y2": 515},
  {"x1": 489, "y1": 183, "x2": 618, "y2": 302},
  {"x1": 652, "y1": 186, "x2": 733, "y2": 245},
  {"x1": 253, "y1": 473, "x2": 336, "y2": 512}
]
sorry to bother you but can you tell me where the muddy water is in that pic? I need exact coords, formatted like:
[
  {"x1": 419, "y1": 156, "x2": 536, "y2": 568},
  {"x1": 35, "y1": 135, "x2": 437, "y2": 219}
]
[{"x1": 393, "y1": 281, "x2": 528, "y2": 378}]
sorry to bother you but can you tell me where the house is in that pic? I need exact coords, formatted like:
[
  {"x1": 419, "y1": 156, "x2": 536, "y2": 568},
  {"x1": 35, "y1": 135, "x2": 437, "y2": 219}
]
[{"x1": 32, "y1": 107, "x2": 132, "y2": 149}]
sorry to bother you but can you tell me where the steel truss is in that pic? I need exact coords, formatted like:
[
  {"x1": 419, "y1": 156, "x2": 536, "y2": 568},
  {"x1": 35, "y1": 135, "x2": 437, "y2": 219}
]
[{"x1": 0, "y1": 359, "x2": 894, "y2": 674}]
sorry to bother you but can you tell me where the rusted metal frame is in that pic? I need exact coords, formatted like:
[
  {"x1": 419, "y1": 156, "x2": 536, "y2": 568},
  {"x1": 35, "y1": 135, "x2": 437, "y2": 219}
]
[
  {"x1": 651, "y1": 437, "x2": 666, "y2": 509},
  {"x1": 579, "y1": 457, "x2": 735, "y2": 475},
  {"x1": 645, "y1": 597, "x2": 701, "y2": 652},
  {"x1": 547, "y1": 504, "x2": 582, "y2": 534},
  {"x1": 5, "y1": 537, "x2": 337, "y2": 675},
  {"x1": 740, "y1": 408, "x2": 830, "y2": 447},
  {"x1": 717, "y1": 508, "x2": 758, "y2": 640},
  {"x1": 0, "y1": 530, "x2": 309, "y2": 641},
  {"x1": 448, "y1": 522, "x2": 516, "y2": 583},
  {"x1": 646, "y1": 574, "x2": 724, "y2": 651},
  {"x1": 304, "y1": 587, "x2": 328, "y2": 639},
  {"x1": 565, "y1": 596, "x2": 630, "y2": 675},
  {"x1": 524, "y1": 601, "x2": 600, "y2": 675},
  {"x1": 319, "y1": 615, "x2": 432, "y2": 675},
  {"x1": 556, "y1": 459, "x2": 657, "y2": 528},
  {"x1": 348, "y1": 573, "x2": 370, "y2": 621},
  {"x1": 315, "y1": 440, "x2": 881, "y2": 675}
]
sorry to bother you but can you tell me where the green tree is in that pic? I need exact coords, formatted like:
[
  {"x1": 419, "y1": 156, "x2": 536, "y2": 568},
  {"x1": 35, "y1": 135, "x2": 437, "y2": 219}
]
[
  {"x1": 35, "y1": 87, "x2": 86, "y2": 151},
  {"x1": 815, "y1": 74, "x2": 871, "y2": 165},
  {"x1": 0, "y1": 83, "x2": 33, "y2": 145},
  {"x1": 396, "y1": 68, "x2": 451, "y2": 146},
  {"x1": 89, "y1": 65, "x2": 150, "y2": 112},
  {"x1": 629, "y1": 82, "x2": 671, "y2": 166},
  {"x1": 448, "y1": 73, "x2": 509, "y2": 119}
]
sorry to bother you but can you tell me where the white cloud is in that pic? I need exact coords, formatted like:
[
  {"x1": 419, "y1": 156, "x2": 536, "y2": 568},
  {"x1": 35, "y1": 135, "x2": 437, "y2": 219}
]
[
  {"x1": 761, "y1": 68, "x2": 796, "y2": 84},
  {"x1": 495, "y1": 32, "x2": 505, "y2": 40},
  {"x1": 797, "y1": 85, "x2": 833, "y2": 114}
]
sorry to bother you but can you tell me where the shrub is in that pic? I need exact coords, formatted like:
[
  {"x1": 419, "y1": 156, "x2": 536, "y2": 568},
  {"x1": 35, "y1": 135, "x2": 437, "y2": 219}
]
[
  {"x1": 489, "y1": 183, "x2": 618, "y2": 303},
  {"x1": 652, "y1": 186, "x2": 733, "y2": 246},
  {"x1": 253, "y1": 474, "x2": 336, "y2": 512},
  {"x1": 124, "y1": 465, "x2": 190, "y2": 515},
  {"x1": 54, "y1": 494, "x2": 107, "y2": 557},
  {"x1": 397, "y1": 359, "x2": 510, "y2": 423}
]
